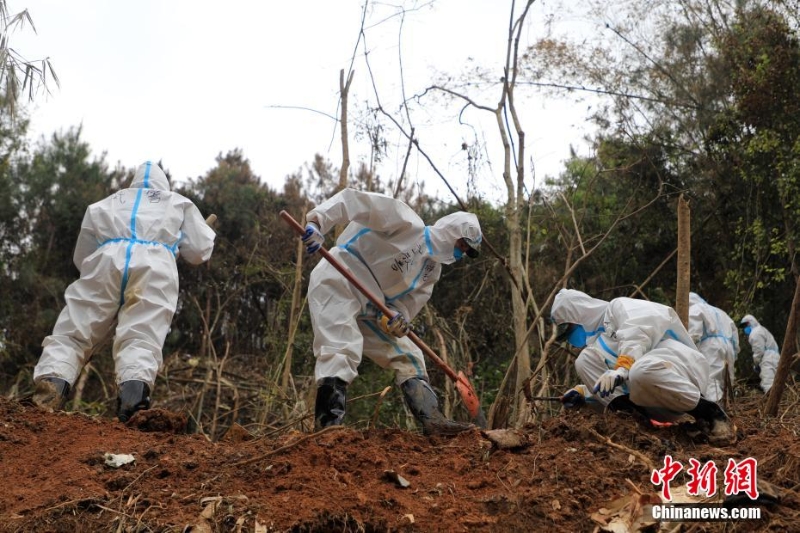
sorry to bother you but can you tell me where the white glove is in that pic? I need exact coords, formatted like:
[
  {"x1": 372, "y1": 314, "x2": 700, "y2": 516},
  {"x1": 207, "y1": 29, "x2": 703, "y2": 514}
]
[
  {"x1": 593, "y1": 368, "x2": 629, "y2": 398},
  {"x1": 301, "y1": 222, "x2": 324, "y2": 254}
]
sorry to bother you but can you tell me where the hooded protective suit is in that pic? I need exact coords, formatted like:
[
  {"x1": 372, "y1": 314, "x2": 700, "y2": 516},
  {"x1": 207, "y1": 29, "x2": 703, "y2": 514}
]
[
  {"x1": 34, "y1": 161, "x2": 216, "y2": 389},
  {"x1": 740, "y1": 314, "x2": 780, "y2": 393},
  {"x1": 550, "y1": 289, "x2": 709, "y2": 419},
  {"x1": 305, "y1": 188, "x2": 482, "y2": 385},
  {"x1": 688, "y1": 292, "x2": 740, "y2": 402}
]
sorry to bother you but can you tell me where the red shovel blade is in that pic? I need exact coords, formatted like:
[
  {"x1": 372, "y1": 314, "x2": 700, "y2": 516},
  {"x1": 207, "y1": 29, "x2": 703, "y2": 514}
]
[{"x1": 455, "y1": 370, "x2": 481, "y2": 419}]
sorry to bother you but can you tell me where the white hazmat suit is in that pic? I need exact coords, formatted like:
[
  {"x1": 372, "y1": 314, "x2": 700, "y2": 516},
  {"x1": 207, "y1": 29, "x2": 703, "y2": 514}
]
[
  {"x1": 688, "y1": 292, "x2": 740, "y2": 402},
  {"x1": 305, "y1": 188, "x2": 482, "y2": 386},
  {"x1": 34, "y1": 161, "x2": 215, "y2": 390},
  {"x1": 551, "y1": 289, "x2": 710, "y2": 420},
  {"x1": 740, "y1": 314, "x2": 780, "y2": 393}
]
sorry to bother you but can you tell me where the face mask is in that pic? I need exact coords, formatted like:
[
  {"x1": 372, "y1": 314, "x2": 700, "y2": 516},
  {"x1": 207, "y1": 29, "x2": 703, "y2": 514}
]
[
  {"x1": 567, "y1": 325, "x2": 588, "y2": 348},
  {"x1": 744, "y1": 326, "x2": 752, "y2": 335},
  {"x1": 453, "y1": 247, "x2": 464, "y2": 261}
]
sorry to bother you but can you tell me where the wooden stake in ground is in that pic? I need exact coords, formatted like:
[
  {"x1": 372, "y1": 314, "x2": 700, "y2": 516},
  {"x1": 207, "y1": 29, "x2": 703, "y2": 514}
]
[
  {"x1": 765, "y1": 275, "x2": 800, "y2": 416},
  {"x1": 676, "y1": 194, "x2": 691, "y2": 327}
]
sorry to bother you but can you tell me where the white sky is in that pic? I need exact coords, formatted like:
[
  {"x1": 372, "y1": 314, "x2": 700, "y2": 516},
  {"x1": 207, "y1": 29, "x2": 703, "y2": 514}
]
[{"x1": 12, "y1": 0, "x2": 599, "y2": 204}]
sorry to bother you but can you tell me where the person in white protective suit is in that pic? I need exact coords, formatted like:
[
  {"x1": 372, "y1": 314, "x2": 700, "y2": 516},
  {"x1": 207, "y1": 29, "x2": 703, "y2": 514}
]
[
  {"x1": 299, "y1": 188, "x2": 482, "y2": 436},
  {"x1": 688, "y1": 292, "x2": 740, "y2": 402},
  {"x1": 32, "y1": 161, "x2": 216, "y2": 422},
  {"x1": 550, "y1": 289, "x2": 734, "y2": 444},
  {"x1": 739, "y1": 314, "x2": 780, "y2": 393}
]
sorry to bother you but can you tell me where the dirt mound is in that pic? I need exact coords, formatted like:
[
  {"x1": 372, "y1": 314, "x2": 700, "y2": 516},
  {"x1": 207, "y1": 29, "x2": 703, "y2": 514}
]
[{"x1": 1, "y1": 394, "x2": 798, "y2": 532}]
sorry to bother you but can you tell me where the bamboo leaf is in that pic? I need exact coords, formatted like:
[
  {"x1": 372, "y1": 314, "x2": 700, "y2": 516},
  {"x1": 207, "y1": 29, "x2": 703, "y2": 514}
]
[
  {"x1": 22, "y1": 9, "x2": 36, "y2": 33},
  {"x1": 46, "y1": 57, "x2": 59, "y2": 87},
  {"x1": 21, "y1": 62, "x2": 30, "y2": 91}
]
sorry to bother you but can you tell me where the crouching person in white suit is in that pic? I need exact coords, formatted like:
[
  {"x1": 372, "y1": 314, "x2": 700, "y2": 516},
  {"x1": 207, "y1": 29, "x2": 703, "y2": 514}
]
[
  {"x1": 739, "y1": 314, "x2": 780, "y2": 394},
  {"x1": 550, "y1": 289, "x2": 734, "y2": 444}
]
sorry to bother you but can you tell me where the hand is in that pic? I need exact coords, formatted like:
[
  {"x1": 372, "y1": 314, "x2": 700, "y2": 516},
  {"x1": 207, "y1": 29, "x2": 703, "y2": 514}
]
[
  {"x1": 561, "y1": 388, "x2": 587, "y2": 408},
  {"x1": 378, "y1": 310, "x2": 411, "y2": 337},
  {"x1": 301, "y1": 223, "x2": 324, "y2": 254},
  {"x1": 593, "y1": 368, "x2": 629, "y2": 398}
]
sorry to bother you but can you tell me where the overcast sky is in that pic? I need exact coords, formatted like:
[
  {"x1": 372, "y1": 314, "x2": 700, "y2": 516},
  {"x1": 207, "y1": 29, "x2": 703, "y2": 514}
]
[{"x1": 12, "y1": 1, "x2": 597, "y2": 203}]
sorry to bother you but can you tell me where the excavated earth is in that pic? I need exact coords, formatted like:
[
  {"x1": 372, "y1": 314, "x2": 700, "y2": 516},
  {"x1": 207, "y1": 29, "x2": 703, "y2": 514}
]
[{"x1": 0, "y1": 391, "x2": 798, "y2": 532}]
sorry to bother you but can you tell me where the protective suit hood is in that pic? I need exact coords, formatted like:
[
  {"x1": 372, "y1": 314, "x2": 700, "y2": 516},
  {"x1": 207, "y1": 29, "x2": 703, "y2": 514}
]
[
  {"x1": 427, "y1": 212, "x2": 482, "y2": 265},
  {"x1": 130, "y1": 161, "x2": 170, "y2": 191},
  {"x1": 689, "y1": 292, "x2": 705, "y2": 306},
  {"x1": 740, "y1": 314, "x2": 759, "y2": 328},
  {"x1": 551, "y1": 289, "x2": 609, "y2": 332}
]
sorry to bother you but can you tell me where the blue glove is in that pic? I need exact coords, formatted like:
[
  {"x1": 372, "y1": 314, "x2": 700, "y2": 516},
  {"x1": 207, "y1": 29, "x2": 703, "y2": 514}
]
[
  {"x1": 301, "y1": 222, "x2": 324, "y2": 254},
  {"x1": 378, "y1": 310, "x2": 411, "y2": 337},
  {"x1": 593, "y1": 368, "x2": 628, "y2": 398},
  {"x1": 561, "y1": 388, "x2": 587, "y2": 408}
]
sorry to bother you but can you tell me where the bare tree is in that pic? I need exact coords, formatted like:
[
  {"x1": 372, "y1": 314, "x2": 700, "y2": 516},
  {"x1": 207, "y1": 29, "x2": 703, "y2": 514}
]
[{"x1": 0, "y1": 1, "x2": 58, "y2": 114}]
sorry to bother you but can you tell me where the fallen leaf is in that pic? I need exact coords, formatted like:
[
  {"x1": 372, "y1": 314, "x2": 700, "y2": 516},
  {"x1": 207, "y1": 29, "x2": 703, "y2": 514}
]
[
  {"x1": 481, "y1": 429, "x2": 529, "y2": 449},
  {"x1": 591, "y1": 490, "x2": 661, "y2": 532}
]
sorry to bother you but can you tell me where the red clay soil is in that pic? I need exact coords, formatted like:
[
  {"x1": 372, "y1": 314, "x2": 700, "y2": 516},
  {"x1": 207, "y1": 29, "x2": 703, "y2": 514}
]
[{"x1": 1, "y1": 393, "x2": 798, "y2": 532}]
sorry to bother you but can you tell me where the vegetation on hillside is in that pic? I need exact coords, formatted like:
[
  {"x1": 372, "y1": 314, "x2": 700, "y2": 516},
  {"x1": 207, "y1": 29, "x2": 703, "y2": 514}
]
[{"x1": 1, "y1": 0, "x2": 799, "y2": 438}]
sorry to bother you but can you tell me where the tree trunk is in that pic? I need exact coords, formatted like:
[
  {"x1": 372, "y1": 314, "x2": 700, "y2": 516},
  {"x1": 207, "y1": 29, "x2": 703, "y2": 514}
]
[
  {"x1": 338, "y1": 69, "x2": 353, "y2": 193},
  {"x1": 510, "y1": 219, "x2": 531, "y2": 427},
  {"x1": 676, "y1": 194, "x2": 691, "y2": 326},
  {"x1": 765, "y1": 274, "x2": 800, "y2": 416},
  {"x1": 336, "y1": 69, "x2": 354, "y2": 238}
]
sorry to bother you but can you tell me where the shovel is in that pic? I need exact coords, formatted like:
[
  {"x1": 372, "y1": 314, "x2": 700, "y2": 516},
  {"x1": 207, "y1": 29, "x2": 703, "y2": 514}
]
[{"x1": 280, "y1": 210, "x2": 487, "y2": 427}]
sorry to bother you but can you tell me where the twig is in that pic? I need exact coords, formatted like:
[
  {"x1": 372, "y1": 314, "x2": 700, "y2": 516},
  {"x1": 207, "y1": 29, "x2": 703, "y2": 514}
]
[
  {"x1": 624, "y1": 478, "x2": 644, "y2": 494},
  {"x1": 780, "y1": 393, "x2": 800, "y2": 423},
  {"x1": 369, "y1": 386, "x2": 393, "y2": 429},
  {"x1": 232, "y1": 425, "x2": 347, "y2": 467},
  {"x1": 93, "y1": 504, "x2": 131, "y2": 516},
  {"x1": 244, "y1": 411, "x2": 315, "y2": 443},
  {"x1": 587, "y1": 427, "x2": 656, "y2": 471},
  {"x1": 211, "y1": 341, "x2": 231, "y2": 439},
  {"x1": 122, "y1": 465, "x2": 158, "y2": 493},
  {"x1": 43, "y1": 497, "x2": 102, "y2": 513},
  {"x1": 241, "y1": 388, "x2": 393, "y2": 444}
]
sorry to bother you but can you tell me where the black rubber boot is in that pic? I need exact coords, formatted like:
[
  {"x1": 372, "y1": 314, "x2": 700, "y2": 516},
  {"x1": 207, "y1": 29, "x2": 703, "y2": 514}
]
[
  {"x1": 607, "y1": 394, "x2": 650, "y2": 420},
  {"x1": 688, "y1": 397, "x2": 735, "y2": 444},
  {"x1": 400, "y1": 377, "x2": 473, "y2": 436},
  {"x1": 32, "y1": 377, "x2": 71, "y2": 412},
  {"x1": 315, "y1": 377, "x2": 347, "y2": 430},
  {"x1": 117, "y1": 380, "x2": 151, "y2": 423}
]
